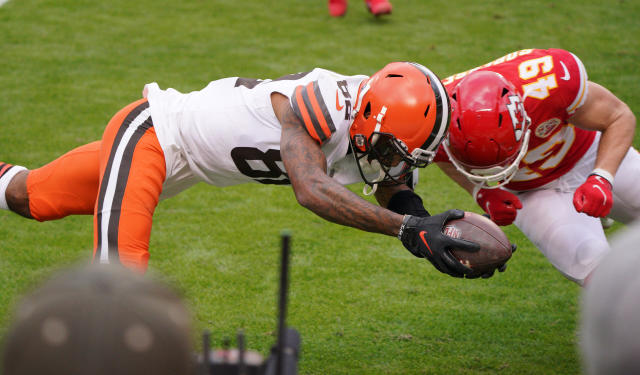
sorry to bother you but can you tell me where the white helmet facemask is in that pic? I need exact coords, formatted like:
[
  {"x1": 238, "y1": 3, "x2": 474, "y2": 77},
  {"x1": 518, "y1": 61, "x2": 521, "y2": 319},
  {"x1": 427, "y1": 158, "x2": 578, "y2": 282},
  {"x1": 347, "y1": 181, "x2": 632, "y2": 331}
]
[{"x1": 443, "y1": 128, "x2": 531, "y2": 189}]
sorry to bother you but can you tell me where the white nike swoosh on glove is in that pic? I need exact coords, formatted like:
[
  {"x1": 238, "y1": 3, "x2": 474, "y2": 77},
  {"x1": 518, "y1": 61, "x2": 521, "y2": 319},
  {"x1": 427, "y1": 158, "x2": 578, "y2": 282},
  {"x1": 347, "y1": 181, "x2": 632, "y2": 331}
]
[{"x1": 593, "y1": 185, "x2": 607, "y2": 206}]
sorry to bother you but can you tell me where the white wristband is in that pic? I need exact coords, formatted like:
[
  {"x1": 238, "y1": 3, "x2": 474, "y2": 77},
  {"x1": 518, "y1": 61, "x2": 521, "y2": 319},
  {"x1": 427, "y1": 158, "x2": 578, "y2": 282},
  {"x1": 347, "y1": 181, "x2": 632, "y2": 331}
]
[
  {"x1": 591, "y1": 168, "x2": 614, "y2": 186},
  {"x1": 397, "y1": 215, "x2": 411, "y2": 241}
]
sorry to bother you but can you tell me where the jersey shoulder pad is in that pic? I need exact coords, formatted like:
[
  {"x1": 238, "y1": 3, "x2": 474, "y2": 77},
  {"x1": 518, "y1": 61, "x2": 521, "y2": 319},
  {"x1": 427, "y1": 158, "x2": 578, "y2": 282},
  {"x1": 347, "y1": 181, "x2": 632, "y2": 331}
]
[
  {"x1": 290, "y1": 76, "x2": 339, "y2": 144},
  {"x1": 547, "y1": 49, "x2": 589, "y2": 114}
]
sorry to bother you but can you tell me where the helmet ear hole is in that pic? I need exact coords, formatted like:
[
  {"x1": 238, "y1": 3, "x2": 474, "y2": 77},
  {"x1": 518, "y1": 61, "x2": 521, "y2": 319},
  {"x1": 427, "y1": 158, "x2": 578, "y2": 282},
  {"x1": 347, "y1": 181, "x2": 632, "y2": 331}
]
[
  {"x1": 501, "y1": 87, "x2": 509, "y2": 97},
  {"x1": 363, "y1": 102, "x2": 372, "y2": 119},
  {"x1": 424, "y1": 105, "x2": 430, "y2": 118}
]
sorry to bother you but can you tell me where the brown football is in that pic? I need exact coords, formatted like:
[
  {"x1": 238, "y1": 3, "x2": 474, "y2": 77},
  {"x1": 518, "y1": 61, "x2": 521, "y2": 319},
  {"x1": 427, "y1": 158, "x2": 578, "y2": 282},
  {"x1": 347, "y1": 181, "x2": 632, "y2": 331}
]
[{"x1": 443, "y1": 211, "x2": 513, "y2": 277}]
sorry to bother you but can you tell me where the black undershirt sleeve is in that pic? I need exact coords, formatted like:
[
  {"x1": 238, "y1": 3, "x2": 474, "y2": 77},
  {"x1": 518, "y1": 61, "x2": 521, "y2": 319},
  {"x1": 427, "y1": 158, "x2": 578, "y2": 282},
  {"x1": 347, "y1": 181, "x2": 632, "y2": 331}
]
[{"x1": 386, "y1": 190, "x2": 430, "y2": 217}]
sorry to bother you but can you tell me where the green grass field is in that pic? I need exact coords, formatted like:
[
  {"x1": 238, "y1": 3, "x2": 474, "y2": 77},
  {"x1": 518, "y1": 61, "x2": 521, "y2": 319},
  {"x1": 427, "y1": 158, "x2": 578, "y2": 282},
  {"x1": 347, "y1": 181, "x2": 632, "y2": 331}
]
[{"x1": 1, "y1": 0, "x2": 639, "y2": 374}]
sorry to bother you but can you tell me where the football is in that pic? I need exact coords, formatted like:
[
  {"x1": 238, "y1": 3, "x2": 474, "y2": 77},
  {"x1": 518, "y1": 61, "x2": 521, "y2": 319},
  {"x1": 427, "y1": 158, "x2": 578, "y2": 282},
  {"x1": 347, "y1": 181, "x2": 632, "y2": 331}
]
[{"x1": 443, "y1": 211, "x2": 513, "y2": 277}]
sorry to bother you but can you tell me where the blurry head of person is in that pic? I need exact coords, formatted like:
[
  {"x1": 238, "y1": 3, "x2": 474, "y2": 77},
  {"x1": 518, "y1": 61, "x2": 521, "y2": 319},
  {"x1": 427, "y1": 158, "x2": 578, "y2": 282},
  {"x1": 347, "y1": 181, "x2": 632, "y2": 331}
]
[
  {"x1": 581, "y1": 220, "x2": 640, "y2": 374},
  {"x1": 2, "y1": 264, "x2": 193, "y2": 375}
]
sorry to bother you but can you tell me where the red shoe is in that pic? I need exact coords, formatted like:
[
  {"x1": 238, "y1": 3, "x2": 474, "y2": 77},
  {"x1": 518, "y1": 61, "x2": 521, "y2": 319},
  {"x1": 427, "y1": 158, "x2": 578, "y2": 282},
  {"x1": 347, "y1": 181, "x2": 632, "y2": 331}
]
[
  {"x1": 365, "y1": 0, "x2": 392, "y2": 16},
  {"x1": 329, "y1": 0, "x2": 347, "y2": 17}
]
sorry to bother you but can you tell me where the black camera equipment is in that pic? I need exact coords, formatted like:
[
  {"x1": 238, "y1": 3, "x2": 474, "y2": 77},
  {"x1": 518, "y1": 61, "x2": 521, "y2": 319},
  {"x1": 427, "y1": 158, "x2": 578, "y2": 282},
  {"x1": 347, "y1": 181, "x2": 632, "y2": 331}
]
[{"x1": 198, "y1": 231, "x2": 301, "y2": 375}]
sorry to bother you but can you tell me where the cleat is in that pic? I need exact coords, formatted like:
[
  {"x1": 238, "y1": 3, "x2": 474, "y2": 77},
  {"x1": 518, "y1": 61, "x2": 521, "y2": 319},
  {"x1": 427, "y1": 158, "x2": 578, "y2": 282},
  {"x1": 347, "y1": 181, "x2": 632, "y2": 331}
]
[
  {"x1": 365, "y1": 0, "x2": 392, "y2": 16},
  {"x1": 329, "y1": 0, "x2": 347, "y2": 17}
]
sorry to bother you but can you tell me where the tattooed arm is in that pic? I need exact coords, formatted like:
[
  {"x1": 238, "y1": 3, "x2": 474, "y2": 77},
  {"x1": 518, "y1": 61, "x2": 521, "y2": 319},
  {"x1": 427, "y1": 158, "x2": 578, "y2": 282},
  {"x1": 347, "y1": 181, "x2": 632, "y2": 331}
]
[{"x1": 271, "y1": 92, "x2": 403, "y2": 237}]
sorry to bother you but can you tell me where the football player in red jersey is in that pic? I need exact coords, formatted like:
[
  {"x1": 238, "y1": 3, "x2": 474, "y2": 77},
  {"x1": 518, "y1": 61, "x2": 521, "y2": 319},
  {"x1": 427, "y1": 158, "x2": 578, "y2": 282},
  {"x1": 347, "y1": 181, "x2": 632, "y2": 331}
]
[
  {"x1": 1, "y1": 62, "x2": 489, "y2": 278},
  {"x1": 435, "y1": 48, "x2": 638, "y2": 285}
]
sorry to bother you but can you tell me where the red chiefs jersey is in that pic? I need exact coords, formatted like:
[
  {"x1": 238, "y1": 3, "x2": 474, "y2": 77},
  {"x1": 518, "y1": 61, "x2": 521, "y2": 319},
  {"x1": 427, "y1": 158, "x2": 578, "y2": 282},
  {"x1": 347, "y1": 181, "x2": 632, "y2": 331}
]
[{"x1": 436, "y1": 48, "x2": 596, "y2": 191}]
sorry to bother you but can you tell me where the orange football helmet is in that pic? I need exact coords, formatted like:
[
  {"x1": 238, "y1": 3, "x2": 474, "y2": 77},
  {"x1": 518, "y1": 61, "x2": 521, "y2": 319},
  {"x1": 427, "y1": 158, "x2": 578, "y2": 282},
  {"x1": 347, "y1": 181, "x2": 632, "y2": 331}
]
[
  {"x1": 443, "y1": 71, "x2": 531, "y2": 189},
  {"x1": 349, "y1": 62, "x2": 451, "y2": 189}
]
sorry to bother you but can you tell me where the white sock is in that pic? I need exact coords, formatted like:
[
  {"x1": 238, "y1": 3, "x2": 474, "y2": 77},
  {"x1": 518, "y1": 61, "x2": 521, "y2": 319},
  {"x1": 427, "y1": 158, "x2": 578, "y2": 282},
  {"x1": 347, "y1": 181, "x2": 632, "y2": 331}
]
[{"x1": 0, "y1": 165, "x2": 27, "y2": 210}]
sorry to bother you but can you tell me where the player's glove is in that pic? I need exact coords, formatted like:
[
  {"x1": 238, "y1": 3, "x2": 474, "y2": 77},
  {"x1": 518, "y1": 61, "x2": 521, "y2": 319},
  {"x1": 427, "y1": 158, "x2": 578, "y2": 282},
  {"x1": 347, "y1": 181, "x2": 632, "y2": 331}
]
[
  {"x1": 474, "y1": 243, "x2": 517, "y2": 279},
  {"x1": 573, "y1": 173, "x2": 613, "y2": 218},
  {"x1": 474, "y1": 187, "x2": 522, "y2": 226},
  {"x1": 398, "y1": 209, "x2": 480, "y2": 278}
]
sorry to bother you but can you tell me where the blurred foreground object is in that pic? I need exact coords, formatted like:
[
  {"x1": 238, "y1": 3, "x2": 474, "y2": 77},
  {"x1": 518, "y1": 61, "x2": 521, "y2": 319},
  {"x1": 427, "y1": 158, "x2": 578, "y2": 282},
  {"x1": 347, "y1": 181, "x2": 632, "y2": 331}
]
[
  {"x1": 198, "y1": 231, "x2": 301, "y2": 375},
  {"x1": 581, "y1": 220, "x2": 640, "y2": 374},
  {"x1": 2, "y1": 264, "x2": 193, "y2": 375}
]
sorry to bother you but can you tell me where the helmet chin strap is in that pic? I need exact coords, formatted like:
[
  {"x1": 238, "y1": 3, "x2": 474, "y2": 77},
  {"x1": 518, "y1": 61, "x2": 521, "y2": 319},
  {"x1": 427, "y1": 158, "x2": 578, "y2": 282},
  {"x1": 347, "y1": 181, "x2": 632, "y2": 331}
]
[
  {"x1": 363, "y1": 182, "x2": 378, "y2": 196},
  {"x1": 359, "y1": 159, "x2": 384, "y2": 195},
  {"x1": 361, "y1": 105, "x2": 389, "y2": 195}
]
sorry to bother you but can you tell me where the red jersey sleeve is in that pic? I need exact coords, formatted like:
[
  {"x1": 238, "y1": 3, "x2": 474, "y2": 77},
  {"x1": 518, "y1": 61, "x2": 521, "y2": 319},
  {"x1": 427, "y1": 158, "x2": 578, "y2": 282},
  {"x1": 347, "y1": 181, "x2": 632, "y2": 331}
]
[
  {"x1": 290, "y1": 81, "x2": 337, "y2": 144},
  {"x1": 546, "y1": 49, "x2": 589, "y2": 115}
]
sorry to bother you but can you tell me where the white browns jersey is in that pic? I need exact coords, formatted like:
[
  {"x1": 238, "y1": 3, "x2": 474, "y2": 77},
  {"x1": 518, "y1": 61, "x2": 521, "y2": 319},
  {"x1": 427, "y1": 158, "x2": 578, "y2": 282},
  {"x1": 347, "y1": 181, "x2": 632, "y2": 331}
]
[
  {"x1": 143, "y1": 68, "x2": 369, "y2": 197},
  {"x1": 436, "y1": 48, "x2": 595, "y2": 191}
]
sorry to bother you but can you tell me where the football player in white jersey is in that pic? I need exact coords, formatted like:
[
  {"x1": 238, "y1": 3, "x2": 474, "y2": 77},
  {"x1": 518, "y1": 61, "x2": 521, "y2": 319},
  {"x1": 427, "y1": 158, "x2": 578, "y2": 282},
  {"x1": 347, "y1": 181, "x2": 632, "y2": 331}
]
[
  {"x1": 434, "y1": 49, "x2": 639, "y2": 285},
  {"x1": 1, "y1": 62, "x2": 492, "y2": 278}
]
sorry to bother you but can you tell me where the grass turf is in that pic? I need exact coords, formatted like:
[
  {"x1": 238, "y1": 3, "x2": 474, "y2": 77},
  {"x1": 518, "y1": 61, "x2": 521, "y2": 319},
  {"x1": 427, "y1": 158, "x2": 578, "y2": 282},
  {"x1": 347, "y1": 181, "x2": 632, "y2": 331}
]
[{"x1": 1, "y1": 0, "x2": 639, "y2": 373}]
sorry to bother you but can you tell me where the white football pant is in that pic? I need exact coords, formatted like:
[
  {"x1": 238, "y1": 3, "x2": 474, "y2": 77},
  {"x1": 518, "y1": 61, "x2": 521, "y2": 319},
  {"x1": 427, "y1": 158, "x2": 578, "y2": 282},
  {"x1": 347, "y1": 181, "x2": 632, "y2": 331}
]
[{"x1": 513, "y1": 135, "x2": 640, "y2": 284}]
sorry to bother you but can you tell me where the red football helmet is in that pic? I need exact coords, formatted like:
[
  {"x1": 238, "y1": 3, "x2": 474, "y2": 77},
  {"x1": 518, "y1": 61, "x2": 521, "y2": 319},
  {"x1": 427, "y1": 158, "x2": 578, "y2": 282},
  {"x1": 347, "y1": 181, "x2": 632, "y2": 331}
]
[
  {"x1": 349, "y1": 62, "x2": 451, "y2": 190},
  {"x1": 443, "y1": 71, "x2": 531, "y2": 189}
]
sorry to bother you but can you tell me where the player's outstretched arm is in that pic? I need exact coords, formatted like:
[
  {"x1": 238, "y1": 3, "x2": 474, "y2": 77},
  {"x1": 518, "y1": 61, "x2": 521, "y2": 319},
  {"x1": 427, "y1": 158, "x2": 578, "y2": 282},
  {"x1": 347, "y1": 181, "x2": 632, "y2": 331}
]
[
  {"x1": 373, "y1": 183, "x2": 411, "y2": 208},
  {"x1": 570, "y1": 81, "x2": 636, "y2": 179},
  {"x1": 374, "y1": 183, "x2": 430, "y2": 217},
  {"x1": 435, "y1": 161, "x2": 476, "y2": 196},
  {"x1": 436, "y1": 162, "x2": 521, "y2": 226},
  {"x1": 570, "y1": 82, "x2": 636, "y2": 217},
  {"x1": 272, "y1": 92, "x2": 403, "y2": 237},
  {"x1": 273, "y1": 93, "x2": 481, "y2": 277}
]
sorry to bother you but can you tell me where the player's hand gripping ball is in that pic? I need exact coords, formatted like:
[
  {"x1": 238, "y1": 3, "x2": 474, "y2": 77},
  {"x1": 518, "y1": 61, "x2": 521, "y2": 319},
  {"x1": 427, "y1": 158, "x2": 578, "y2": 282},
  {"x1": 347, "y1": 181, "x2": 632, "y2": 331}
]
[
  {"x1": 443, "y1": 211, "x2": 515, "y2": 278},
  {"x1": 399, "y1": 210, "x2": 480, "y2": 278}
]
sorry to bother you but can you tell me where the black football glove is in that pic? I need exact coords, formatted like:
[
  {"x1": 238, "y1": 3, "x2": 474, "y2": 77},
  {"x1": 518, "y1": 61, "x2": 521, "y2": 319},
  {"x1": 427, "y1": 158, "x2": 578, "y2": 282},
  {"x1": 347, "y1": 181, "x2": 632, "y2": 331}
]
[
  {"x1": 474, "y1": 243, "x2": 517, "y2": 279},
  {"x1": 398, "y1": 209, "x2": 480, "y2": 278}
]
